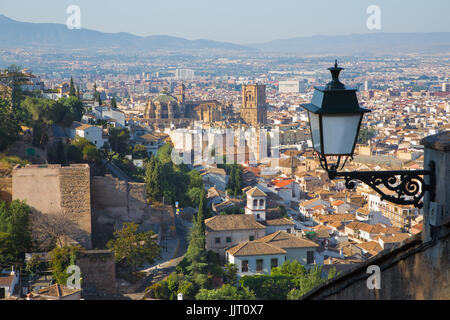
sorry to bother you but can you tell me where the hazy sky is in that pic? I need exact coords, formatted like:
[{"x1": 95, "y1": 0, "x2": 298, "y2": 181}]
[{"x1": 1, "y1": 0, "x2": 449, "y2": 43}]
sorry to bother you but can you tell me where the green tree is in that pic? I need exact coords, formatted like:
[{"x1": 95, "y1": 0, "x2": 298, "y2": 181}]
[
  {"x1": 156, "y1": 142, "x2": 174, "y2": 164},
  {"x1": 195, "y1": 284, "x2": 256, "y2": 300},
  {"x1": 106, "y1": 222, "x2": 160, "y2": 271},
  {"x1": 0, "y1": 98, "x2": 21, "y2": 151},
  {"x1": 111, "y1": 97, "x2": 117, "y2": 109},
  {"x1": 108, "y1": 127, "x2": 131, "y2": 158},
  {"x1": 48, "y1": 245, "x2": 81, "y2": 285},
  {"x1": 0, "y1": 232, "x2": 15, "y2": 266},
  {"x1": 132, "y1": 144, "x2": 148, "y2": 159},
  {"x1": 25, "y1": 254, "x2": 45, "y2": 275},
  {"x1": 22, "y1": 97, "x2": 56, "y2": 147},
  {"x1": 223, "y1": 263, "x2": 238, "y2": 285},
  {"x1": 287, "y1": 264, "x2": 326, "y2": 299},
  {"x1": 66, "y1": 144, "x2": 83, "y2": 163},
  {"x1": 187, "y1": 187, "x2": 203, "y2": 207},
  {"x1": 58, "y1": 96, "x2": 84, "y2": 123},
  {"x1": 69, "y1": 77, "x2": 76, "y2": 97},
  {"x1": 185, "y1": 189, "x2": 208, "y2": 276},
  {"x1": 239, "y1": 274, "x2": 295, "y2": 300},
  {"x1": 145, "y1": 156, "x2": 163, "y2": 201},
  {"x1": 0, "y1": 200, "x2": 32, "y2": 263}
]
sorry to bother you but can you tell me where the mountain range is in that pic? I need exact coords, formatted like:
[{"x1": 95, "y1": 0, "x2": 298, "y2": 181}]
[{"x1": 1, "y1": 14, "x2": 449, "y2": 55}]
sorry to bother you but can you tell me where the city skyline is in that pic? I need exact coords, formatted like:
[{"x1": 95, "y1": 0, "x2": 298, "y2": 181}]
[{"x1": 0, "y1": 0, "x2": 449, "y2": 43}]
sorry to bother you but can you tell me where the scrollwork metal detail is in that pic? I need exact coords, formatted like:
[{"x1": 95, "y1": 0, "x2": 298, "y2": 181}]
[{"x1": 328, "y1": 162, "x2": 435, "y2": 209}]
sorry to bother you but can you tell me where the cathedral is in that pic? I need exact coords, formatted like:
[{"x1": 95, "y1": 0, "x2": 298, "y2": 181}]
[
  {"x1": 144, "y1": 84, "x2": 225, "y2": 123},
  {"x1": 240, "y1": 84, "x2": 268, "y2": 126}
]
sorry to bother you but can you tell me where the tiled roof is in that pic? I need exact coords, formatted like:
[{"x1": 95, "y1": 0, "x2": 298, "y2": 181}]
[
  {"x1": 0, "y1": 273, "x2": 15, "y2": 286},
  {"x1": 246, "y1": 186, "x2": 267, "y2": 197},
  {"x1": 271, "y1": 179, "x2": 294, "y2": 188},
  {"x1": 205, "y1": 214, "x2": 265, "y2": 232},
  {"x1": 38, "y1": 284, "x2": 81, "y2": 299},
  {"x1": 264, "y1": 217, "x2": 295, "y2": 226},
  {"x1": 255, "y1": 231, "x2": 319, "y2": 249},
  {"x1": 356, "y1": 241, "x2": 384, "y2": 256},
  {"x1": 378, "y1": 233, "x2": 411, "y2": 244},
  {"x1": 226, "y1": 241, "x2": 286, "y2": 257}
]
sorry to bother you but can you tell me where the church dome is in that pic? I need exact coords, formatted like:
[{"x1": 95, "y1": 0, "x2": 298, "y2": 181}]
[{"x1": 152, "y1": 90, "x2": 178, "y2": 104}]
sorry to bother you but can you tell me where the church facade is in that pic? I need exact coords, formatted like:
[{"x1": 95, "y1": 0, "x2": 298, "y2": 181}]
[{"x1": 144, "y1": 84, "x2": 225, "y2": 123}]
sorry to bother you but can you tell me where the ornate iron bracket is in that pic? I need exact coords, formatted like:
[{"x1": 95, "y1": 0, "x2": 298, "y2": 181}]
[{"x1": 328, "y1": 161, "x2": 435, "y2": 209}]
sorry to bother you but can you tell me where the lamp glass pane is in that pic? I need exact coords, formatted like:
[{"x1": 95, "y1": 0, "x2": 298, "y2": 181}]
[
  {"x1": 322, "y1": 114, "x2": 362, "y2": 155},
  {"x1": 308, "y1": 111, "x2": 321, "y2": 153}
]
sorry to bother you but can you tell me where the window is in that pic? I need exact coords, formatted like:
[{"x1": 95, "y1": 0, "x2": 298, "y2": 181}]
[
  {"x1": 259, "y1": 199, "x2": 264, "y2": 207},
  {"x1": 226, "y1": 236, "x2": 232, "y2": 243},
  {"x1": 253, "y1": 199, "x2": 258, "y2": 207},
  {"x1": 249, "y1": 235, "x2": 255, "y2": 241},
  {"x1": 242, "y1": 260, "x2": 249, "y2": 272},
  {"x1": 215, "y1": 237, "x2": 220, "y2": 244},
  {"x1": 256, "y1": 259, "x2": 264, "y2": 272},
  {"x1": 307, "y1": 251, "x2": 314, "y2": 264},
  {"x1": 271, "y1": 258, "x2": 278, "y2": 269}
]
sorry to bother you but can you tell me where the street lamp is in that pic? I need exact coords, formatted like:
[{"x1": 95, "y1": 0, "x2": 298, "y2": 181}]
[
  {"x1": 301, "y1": 60, "x2": 370, "y2": 172},
  {"x1": 301, "y1": 61, "x2": 435, "y2": 208}
]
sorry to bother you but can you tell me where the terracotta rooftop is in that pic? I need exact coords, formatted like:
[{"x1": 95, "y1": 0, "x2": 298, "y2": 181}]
[
  {"x1": 38, "y1": 284, "x2": 81, "y2": 299},
  {"x1": 255, "y1": 231, "x2": 319, "y2": 249},
  {"x1": 226, "y1": 241, "x2": 286, "y2": 257},
  {"x1": 356, "y1": 241, "x2": 384, "y2": 256},
  {"x1": 246, "y1": 186, "x2": 267, "y2": 197},
  {"x1": 264, "y1": 217, "x2": 295, "y2": 226},
  {"x1": 205, "y1": 214, "x2": 265, "y2": 232}
]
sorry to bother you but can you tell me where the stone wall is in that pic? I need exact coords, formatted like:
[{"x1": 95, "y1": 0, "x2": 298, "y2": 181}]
[
  {"x1": 12, "y1": 164, "x2": 92, "y2": 249},
  {"x1": 0, "y1": 177, "x2": 12, "y2": 202},
  {"x1": 303, "y1": 235, "x2": 449, "y2": 300},
  {"x1": 90, "y1": 175, "x2": 173, "y2": 248},
  {"x1": 77, "y1": 250, "x2": 116, "y2": 296}
]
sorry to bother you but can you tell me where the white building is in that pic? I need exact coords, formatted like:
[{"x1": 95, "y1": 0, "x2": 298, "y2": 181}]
[
  {"x1": 226, "y1": 231, "x2": 318, "y2": 277},
  {"x1": 71, "y1": 122, "x2": 106, "y2": 149},
  {"x1": 0, "y1": 270, "x2": 18, "y2": 299},
  {"x1": 93, "y1": 106, "x2": 125, "y2": 127},
  {"x1": 245, "y1": 187, "x2": 267, "y2": 222}
]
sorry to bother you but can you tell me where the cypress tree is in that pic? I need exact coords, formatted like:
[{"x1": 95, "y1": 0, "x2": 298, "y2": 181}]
[
  {"x1": 69, "y1": 77, "x2": 76, "y2": 97},
  {"x1": 111, "y1": 97, "x2": 117, "y2": 109},
  {"x1": 186, "y1": 189, "x2": 207, "y2": 275}
]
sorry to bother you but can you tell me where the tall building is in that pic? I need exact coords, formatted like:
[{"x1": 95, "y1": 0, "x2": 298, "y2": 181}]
[{"x1": 240, "y1": 84, "x2": 267, "y2": 125}]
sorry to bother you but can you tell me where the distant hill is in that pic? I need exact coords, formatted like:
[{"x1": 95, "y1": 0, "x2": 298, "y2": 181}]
[
  {"x1": 249, "y1": 32, "x2": 450, "y2": 55},
  {"x1": 0, "y1": 14, "x2": 252, "y2": 52},
  {"x1": 1, "y1": 14, "x2": 449, "y2": 55}
]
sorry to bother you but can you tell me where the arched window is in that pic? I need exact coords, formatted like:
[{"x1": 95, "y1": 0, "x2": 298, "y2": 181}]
[
  {"x1": 259, "y1": 199, "x2": 264, "y2": 207},
  {"x1": 253, "y1": 199, "x2": 258, "y2": 207}
]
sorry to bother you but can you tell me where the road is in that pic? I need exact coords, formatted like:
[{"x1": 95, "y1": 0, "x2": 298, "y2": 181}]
[{"x1": 121, "y1": 216, "x2": 190, "y2": 299}]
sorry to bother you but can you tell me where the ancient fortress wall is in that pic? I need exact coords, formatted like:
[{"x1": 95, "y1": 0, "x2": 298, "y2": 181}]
[
  {"x1": 12, "y1": 164, "x2": 92, "y2": 249},
  {"x1": 91, "y1": 174, "x2": 174, "y2": 248}
]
